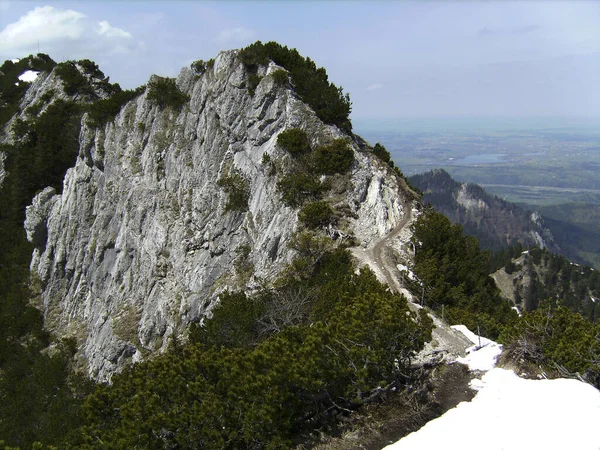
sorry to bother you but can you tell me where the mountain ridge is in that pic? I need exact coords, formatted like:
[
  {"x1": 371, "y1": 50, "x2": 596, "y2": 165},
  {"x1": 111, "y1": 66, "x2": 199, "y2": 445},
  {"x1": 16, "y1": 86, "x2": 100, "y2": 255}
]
[
  {"x1": 409, "y1": 168, "x2": 558, "y2": 252},
  {"x1": 9, "y1": 48, "x2": 419, "y2": 380}
]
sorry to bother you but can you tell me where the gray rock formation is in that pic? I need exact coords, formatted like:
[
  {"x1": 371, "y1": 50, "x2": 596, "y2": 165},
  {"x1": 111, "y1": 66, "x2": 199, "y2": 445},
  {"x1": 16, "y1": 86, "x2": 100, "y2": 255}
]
[{"x1": 25, "y1": 50, "x2": 417, "y2": 381}]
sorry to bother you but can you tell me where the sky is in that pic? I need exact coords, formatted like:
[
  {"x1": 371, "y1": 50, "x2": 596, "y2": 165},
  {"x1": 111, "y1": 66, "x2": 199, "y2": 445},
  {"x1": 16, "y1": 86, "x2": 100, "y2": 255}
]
[{"x1": 0, "y1": 1, "x2": 599, "y2": 121}]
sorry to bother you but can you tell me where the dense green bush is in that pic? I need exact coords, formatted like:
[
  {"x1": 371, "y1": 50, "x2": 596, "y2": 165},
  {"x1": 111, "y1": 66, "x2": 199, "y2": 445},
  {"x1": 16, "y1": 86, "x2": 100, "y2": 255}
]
[
  {"x1": 191, "y1": 59, "x2": 207, "y2": 74},
  {"x1": 271, "y1": 68, "x2": 289, "y2": 87},
  {"x1": 86, "y1": 85, "x2": 146, "y2": 128},
  {"x1": 0, "y1": 95, "x2": 92, "y2": 448},
  {"x1": 373, "y1": 142, "x2": 392, "y2": 165},
  {"x1": 54, "y1": 60, "x2": 119, "y2": 98},
  {"x1": 239, "y1": 41, "x2": 352, "y2": 132},
  {"x1": 247, "y1": 72, "x2": 262, "y2": 96},
  {"x1": 277, "y1": 128, "x2": 311, "y2": 156},
  {"x1": 299, "y1": 201, "x2": 335, "y2": 229},
  {"x1": 217, "y1": 171, "x2": 250, "y2": 212},
  {"x1": 147, "y1": 76, "x2": 189, "y2": 110},
  {"x1": 277, "y1": 172, "x2": 326, "y2": 207},
  {"x1": 313, "y1": 138, "x2": 354, "y2": 175}
]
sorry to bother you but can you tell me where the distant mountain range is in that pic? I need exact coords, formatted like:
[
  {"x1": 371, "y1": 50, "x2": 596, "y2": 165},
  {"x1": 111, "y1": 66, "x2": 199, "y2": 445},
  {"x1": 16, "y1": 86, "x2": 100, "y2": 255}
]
[{"x1": 409, "y1": 169, "x2": 600, "y2": 269}]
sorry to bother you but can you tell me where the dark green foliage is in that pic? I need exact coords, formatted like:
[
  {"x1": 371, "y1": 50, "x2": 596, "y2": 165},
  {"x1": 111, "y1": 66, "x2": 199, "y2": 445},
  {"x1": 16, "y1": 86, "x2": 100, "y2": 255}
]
[
  {"x1": 0, "y1": 99, "x2": 90, "y2": 447},
  {"x1": 373, "y1": 142, "x2": 392, "y2": 165},
  {"x1": 299, "y1": 201, "x2": 335, "y2": 229},
  {"x1": 313, "y1": 138, "x2": 354, "y2": 175},
  {"x1": 25, "y1": 101, "x2": 43, "y2": 117},
  {"x1": 4, "y1": 100, "x2": 83, "y2": 196},
  {"x1": 217, "y1": 171, "x2": 250, "y2": 212},
  {"x1": 86, "y1": 85, "x2": 146, "y2": 128},
  {"x1": 239, "y1": 41, "x2": 352, "y2": 132},
  {"x1": 499, "y1": 302, "x2": 600, "y2": 387},
  {"x1": 147, "y1": 76, "x2": 189, "y2": 110},
  {"x1": 247, "y1": 73, "x2": 262, "y2": 96},
  {"x1": 271, "y1": 69, "x2": 289, "y2": 86},
  {"x1": 0, "y1": 54, "x2": 56, "y2": 127},
  {"x1": 72, "y1": 247, "x2": 432, "y2": 449},
  {"x1": 54, "y1": 60, "x2": 119, "y2": 99},
  {"x1": 190, "y1": 291, "x2": 266, "y2": 349},
  {"x1": 277, "y1": 128, "x2": 310, "y2": 156},
  {"x1": 190, "y1": 59, "x2": 207, "y2": 74},
  {"x1": 277, "y1": 171, "x2": 326, "y2": 207},
  {"x1": 503, "y1": 259, "x2": 518, "y2": 274},
  {"x1": 0, "y1": 338, "x2": 93, "y2": 448},
  {"x1": 411, "y1": 206, "x2": 517, "y2": 338}
]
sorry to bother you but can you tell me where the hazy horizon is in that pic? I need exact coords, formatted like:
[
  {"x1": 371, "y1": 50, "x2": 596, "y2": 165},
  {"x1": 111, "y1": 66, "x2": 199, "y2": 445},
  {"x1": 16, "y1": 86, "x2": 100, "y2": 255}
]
[{"x1": 1, "y1": 1, "x2": 598, "y2": 121}]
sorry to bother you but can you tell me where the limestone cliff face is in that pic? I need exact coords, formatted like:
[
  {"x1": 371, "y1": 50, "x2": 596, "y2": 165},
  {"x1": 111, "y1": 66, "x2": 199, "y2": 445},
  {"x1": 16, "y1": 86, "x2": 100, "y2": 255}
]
[{"x1": 24, "y1": 50, "x2": 416, "y2": 381}]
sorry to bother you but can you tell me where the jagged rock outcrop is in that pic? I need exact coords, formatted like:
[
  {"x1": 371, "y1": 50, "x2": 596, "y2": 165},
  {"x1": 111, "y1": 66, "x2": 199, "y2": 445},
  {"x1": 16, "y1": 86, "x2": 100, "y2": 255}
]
[{"x1": 25, "y1": 50, "x2": 417, "y2": 380}]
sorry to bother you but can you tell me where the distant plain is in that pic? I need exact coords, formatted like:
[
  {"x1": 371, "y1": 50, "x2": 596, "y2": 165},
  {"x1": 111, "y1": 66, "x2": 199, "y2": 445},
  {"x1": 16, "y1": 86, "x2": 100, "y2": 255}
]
[{"x1": 355, "y1": 117, "x2": 600, "y2": 207}]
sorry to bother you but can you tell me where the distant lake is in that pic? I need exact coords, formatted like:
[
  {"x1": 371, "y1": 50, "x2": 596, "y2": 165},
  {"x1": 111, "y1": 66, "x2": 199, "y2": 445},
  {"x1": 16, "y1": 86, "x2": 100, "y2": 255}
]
[{"x1": 451, "y1": 153, "x2": 507, "y2": 165}]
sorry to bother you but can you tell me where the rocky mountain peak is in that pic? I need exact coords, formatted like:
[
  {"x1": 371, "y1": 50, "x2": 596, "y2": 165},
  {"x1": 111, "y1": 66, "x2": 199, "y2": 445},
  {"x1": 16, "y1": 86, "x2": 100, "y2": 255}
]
[{"x1": 21, "y1": 47, "x2": 418, "y2": 380}]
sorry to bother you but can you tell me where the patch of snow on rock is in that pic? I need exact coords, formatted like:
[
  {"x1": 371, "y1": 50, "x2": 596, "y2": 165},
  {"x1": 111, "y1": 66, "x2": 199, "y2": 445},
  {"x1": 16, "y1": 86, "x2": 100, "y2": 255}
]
[
  {"x1": 18, "y1": 70, "x2": 39, "y2": 82},
  {"x1": 451, "y1": 324, "x2": 503, "y2": 372}
]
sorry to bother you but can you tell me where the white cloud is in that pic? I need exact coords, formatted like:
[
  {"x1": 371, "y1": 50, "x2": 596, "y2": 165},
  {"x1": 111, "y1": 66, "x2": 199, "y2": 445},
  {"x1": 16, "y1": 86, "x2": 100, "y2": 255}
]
[
  {"x1": 367, "y1": 83, "x2": 383, "y2": 91},
  {"x1": 0, "y1": 6, "x2": 136, "y2": 57},
  {"x1": 97, "y1": 20, "x2": 131, "y2": 39},
  {"x1": 216, "y1": 27, "x2": 255, "y2": 46}
]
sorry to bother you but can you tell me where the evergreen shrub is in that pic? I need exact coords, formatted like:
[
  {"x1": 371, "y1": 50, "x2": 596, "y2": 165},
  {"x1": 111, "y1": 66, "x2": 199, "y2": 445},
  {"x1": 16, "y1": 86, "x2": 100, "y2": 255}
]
[
  {"x1": 277, "y1": 172, "x2": 325, "y2": 207},
  {"x1": 299, "y1": 201, "x2": 335, "y2": 229},
  {"x1": 277, "y1": 128, "x2": 310, "y2": 156},
  {"x1": 313, "y1": 138, "x2": 354, "y2": 175},
  {"x1": 217, "y1": 171, "x2": 250, "y2": 212},
  {"x1": 147, "y1": 76, "x2": 189, "y2": 110}
]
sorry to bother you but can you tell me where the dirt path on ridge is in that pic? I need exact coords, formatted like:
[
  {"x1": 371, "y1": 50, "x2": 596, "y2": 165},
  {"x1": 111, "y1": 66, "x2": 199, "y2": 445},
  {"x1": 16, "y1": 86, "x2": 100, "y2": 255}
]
[{"x1": 350, "y1": 200, "x2": 473, "y2": 362}]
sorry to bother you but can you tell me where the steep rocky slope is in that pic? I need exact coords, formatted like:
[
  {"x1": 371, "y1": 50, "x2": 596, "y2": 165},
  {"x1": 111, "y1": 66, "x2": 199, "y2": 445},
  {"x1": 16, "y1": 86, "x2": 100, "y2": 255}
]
[
  {"x1": 21, "y1": 50, "x2": 419, "y2": 380},
  {"x1": 492, "y1": 248, "x2": 600, "y2": 320}
]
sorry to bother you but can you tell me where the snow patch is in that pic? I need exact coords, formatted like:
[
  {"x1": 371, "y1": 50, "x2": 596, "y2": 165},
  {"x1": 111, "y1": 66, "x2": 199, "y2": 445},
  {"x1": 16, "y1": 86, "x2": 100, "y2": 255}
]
[
  {"x1": 387, "y1": 324, "x2": 600, "y2": 450},
  {"x1": 18, "y1": 70, "x2": 39, "y2": 82},
  {"x1": 384, "y1": 368, "x2": 600, "y2": 450},
  {"x1": 451, "y1": 325, "x2": 503, "y2": 371},
  {"x1": 11, "y1": 58, "x2": 20, "y2": 63}
]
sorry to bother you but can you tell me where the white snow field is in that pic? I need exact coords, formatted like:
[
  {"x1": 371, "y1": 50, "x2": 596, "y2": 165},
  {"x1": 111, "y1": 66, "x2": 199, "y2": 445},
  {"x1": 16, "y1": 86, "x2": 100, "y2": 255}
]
[{"x1": 384, "y1": 325, "x2": 600, "y2": 450}]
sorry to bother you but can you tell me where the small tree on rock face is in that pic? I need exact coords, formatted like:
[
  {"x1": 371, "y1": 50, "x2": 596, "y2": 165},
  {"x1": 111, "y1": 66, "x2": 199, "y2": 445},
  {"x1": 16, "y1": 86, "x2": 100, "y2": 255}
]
[
  {"x1": 277, "y1": 128, "x2": 311, "y2": 156},
  {"x1": 147, "y1": 76, "x2": 189, "y2": 110},
  {"x1": 298, "y1": 201, "x2": 335, "y2": 229},
  {"x1": 217, "y1": 171, "x2": 250, "y2": 212},
  {"x1": 313, "y1": 139, "x2": 354, "y2": 175},
  {"x1": 277, "y1": 172, "x2": 325, "y2": 207},
  {"x1": 373, "y1": 142, "x2": 392, "y2": 165}
]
